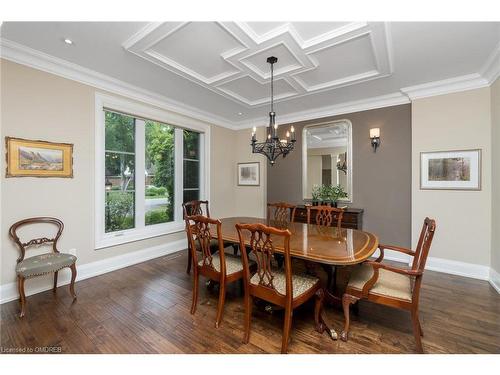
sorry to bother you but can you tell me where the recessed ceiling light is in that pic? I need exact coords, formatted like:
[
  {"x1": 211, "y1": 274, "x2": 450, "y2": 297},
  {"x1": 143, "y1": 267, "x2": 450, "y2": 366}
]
[
  {"x1": 63, "y1": 38, "x2": 73, "y2": 45},
  {"x1": 237, "y1": 112, "x2": 243, "y2": 116}
]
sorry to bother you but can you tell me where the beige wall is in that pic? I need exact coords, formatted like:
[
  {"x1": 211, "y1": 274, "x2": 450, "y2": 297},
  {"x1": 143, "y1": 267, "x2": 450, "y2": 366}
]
[
  {"x1": 0, "y1": 60, "x2": 241, "y2": 291},
  {"x1": 234, "y1": 127, "x2": 267, "y2": 218},
  {"x1": 412, "y1": 87, "x2": 492, "y2": 266},
  {"x1": 491, "y1": 78, "x2": 500, "y2": 273}
]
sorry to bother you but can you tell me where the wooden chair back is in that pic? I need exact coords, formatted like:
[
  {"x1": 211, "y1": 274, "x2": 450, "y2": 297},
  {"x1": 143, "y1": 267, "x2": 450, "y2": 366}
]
[
  {"x1": 412, "y1": 217, "x2": 437, "y2": 273},
  {"x1": 185, "y1": 214, "x2": 224, "y2": 273},
  {"x1": 9, "y1": 217, "x2": 64, "y2": 263},
  {"x1": 306, "y1": 205, "x2": 344, "y2": 228},
  {"x1": 267, "y1": 202, "x2": 297, "y2": 224},
  {"x1": 182, "y1": 200, "x2": 210, "y2": 219},
  {"x1": 236, "y1": 223, "x2": 292, "y2": 299}
]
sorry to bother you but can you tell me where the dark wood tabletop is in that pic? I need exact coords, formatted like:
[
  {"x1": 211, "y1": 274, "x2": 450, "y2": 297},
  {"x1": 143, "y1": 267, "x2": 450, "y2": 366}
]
[{"x1": 216, "y1": 217, "x2": 379, "y2": 266}]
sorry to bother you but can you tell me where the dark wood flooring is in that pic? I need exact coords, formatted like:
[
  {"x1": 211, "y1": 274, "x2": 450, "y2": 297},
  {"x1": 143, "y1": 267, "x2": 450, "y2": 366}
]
[{"x1": 1, "y1": 251, "x2": 499, "y2": 354}]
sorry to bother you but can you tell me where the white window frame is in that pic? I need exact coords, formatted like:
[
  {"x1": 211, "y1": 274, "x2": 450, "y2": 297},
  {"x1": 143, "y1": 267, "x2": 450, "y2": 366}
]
[{"x1": 95, "y1": 93, "x2": 211, "y2": 249}]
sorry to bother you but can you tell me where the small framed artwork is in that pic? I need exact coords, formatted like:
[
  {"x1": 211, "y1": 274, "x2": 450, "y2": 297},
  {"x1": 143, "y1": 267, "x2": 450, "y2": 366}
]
[
  {"x1": 5, "y1": 137, "x2": 74, "y2": 178},
  {"x1": 237, "y1": 162, "x2": 260, "y2": 186},
  {"x1": 420, "y1": 149, "x2": 481, "y2": 190}
]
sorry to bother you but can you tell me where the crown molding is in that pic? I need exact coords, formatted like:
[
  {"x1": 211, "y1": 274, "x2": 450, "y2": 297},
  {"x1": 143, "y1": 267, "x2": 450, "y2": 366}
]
[
  {"x1": 238, "y1": 92, "x2": 411, "y2": 129},
  {"x1": 481, "y1": 42, "x2": 500, "y2": 85},
  {"x1": 400, "y1": 73, "x2": 490, "y2": 100},
  {"x1": 0, "y1": 38, "x2": 236, "y2": 130},
  {"x1": 2, "y1": 37, "x2": 498, "y2": 132}
]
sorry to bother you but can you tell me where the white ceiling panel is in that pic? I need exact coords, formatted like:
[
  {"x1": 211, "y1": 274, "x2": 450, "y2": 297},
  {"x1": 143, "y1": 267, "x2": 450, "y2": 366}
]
[
  {"x1": 148, "y1": 22, "x2": 243, "y2": 82},
  {"x1": 294, "y1": 34, "x2": 378, "y2": 90},
  {"x1": 218, "y1": 76, "x2": 297, "y2": 104},
  {"x1": 292, "y1": 22, "x2": 351, "y2": 41}
]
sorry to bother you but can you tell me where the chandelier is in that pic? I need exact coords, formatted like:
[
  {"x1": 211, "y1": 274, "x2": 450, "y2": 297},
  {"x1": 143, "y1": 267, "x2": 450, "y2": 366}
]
[{"x1": 251, "y1": 56, "x2": 296, "y2": 166}]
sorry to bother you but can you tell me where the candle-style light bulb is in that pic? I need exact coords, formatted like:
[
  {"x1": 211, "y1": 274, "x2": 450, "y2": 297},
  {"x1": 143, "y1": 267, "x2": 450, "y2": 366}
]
[
  {"x1": 286, "y1": 131, "x2": 290, "y2": 138},
  {"x1": 290, "y1": 126, "x2": 296, "y2": 141}
]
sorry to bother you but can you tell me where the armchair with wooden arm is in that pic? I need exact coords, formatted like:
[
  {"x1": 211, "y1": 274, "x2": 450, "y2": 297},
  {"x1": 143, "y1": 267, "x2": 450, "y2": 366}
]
[{"x1": 340, "y1": 217, "x2": 436, "y2": 353}]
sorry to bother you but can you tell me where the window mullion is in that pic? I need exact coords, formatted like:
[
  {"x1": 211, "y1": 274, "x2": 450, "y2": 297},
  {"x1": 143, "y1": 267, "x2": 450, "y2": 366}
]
[
  {"x1": 135, "y1": 119, "x2": 146, "y2": 229},
  {"x1": 174, "y1": 127, "x2": 184, "y2": 221}
]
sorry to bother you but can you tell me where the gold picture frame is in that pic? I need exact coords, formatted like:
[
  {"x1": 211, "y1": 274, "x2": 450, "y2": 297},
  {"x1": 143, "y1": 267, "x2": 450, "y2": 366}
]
[{"x1": 5, "y1": 137, "x2": 74, "y2": 178}]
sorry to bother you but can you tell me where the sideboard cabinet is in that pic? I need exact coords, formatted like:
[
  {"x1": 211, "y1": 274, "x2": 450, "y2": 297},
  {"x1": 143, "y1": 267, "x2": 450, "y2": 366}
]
[{"x1": 293, "y1": 205, "x2": 364, "y2": 230}]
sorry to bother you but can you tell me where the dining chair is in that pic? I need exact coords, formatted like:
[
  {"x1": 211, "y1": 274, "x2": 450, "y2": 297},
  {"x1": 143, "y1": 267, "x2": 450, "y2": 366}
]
[
  {"x1": 306, "y1": 205, "x2": 344, "y2": 228},
  {"x1": 186, "y1": 214, "x2": 253, "y2": 328},
  {"x1": 267, "y1": 202, "x2": 297, "y2": 224},
  {"x1": 236, "y1": 222, "x2": 324, "y2": 353},
  {"x1": 341, "y1": 217, "x2": 436, "y2": 353},
  {"x1": 182, "y1": 200, "x2": 237, "y2": 274},
  {"x1": 306, "y1": 205, "x2": 345, "y2": 288},
  {"x1": 9, "y1": 217, "x2": 77, "y2": 317}
]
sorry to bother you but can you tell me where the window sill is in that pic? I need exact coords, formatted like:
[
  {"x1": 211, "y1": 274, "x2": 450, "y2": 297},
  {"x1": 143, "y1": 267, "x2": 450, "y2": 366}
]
[{"x1": 95, "y1": 221, "x2": 185, "y2": 250}]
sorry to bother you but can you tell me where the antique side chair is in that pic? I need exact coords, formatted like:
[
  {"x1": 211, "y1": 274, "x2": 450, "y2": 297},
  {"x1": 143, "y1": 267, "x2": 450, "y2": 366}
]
[
  {"x1": 186, "y1": 214, "x2": 254, "y2": 328},
  {"x1": 9, "y1": 217, "x2": 77, "y2": 318},
  {"x1": 306, "y1": 205, "x2": 344, "y2": 228},
  {"x1": 306, "y1": 205, "x2": 345, "y2": 288},
  {"x1": 267, "y1": 202, "x2": 297, "y2": 225},
  {"x1": 182, "y1": 200, "x2": 236, "y2": 274},
  {"x1": 341, "y1": 217, "x2": 436, "y2": 353},
  {"x1": 236, "y1": 222, "x2": 325, "y2": 353}
]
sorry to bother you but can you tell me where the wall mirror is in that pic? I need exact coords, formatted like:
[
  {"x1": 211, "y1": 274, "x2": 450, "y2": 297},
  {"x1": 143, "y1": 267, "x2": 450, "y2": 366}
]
[{"x1": 302, "y1": 120, "x2": 352, "y2": 203}]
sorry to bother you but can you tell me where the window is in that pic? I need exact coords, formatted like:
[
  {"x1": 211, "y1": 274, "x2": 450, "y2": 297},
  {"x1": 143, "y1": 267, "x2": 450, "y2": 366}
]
[
  {"x1": 183, "y1": 130, "x2": 200, "y2": 203},
  {"x1": 95, "y1": 94, "x2": 209, "y2": 249}
]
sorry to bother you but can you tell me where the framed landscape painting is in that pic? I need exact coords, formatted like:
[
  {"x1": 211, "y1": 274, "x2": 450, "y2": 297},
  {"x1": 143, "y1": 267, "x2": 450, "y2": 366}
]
[
  {"x1": 5, "y1": 137, "x2": 73, "y2": 178},
  {"x1": 420, "y1": 149, "x2": 481, "y2": 190},
  {"x1": 237, "y1": 162, "x2": 260, "y2": 186}
]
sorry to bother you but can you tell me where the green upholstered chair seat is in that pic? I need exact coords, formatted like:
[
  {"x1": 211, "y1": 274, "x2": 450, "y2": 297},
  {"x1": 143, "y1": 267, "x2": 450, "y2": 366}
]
[{"x1": 16, "y1": 253, "x2": 77, "y2": 278}]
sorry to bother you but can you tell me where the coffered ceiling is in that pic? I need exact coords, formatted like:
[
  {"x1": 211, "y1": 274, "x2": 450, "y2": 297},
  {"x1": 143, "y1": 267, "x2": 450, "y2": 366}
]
[{"x1": 1, "y1": 22, "x2": 499, "y2": 129}]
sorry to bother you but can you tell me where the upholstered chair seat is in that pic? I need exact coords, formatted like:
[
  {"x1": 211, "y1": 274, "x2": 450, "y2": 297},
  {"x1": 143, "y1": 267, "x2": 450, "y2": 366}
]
[
  {"x1": 198, "y1": 249, "x2": 254, "y2": 275},
  {"x1": 16, "y1": 253, "x2": 77, "y2": 278},
  {"x1": 347, "y1": 264, "x2": 412, "y2": 301},
  {"x1": 250, "y1": 270, "x2": 319, "y2": 298}
]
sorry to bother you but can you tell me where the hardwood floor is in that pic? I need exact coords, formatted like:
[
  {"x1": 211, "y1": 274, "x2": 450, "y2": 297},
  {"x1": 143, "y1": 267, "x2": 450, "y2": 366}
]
[{"x1": 1, "y1": 251, "x2": 499, "y2": 354}]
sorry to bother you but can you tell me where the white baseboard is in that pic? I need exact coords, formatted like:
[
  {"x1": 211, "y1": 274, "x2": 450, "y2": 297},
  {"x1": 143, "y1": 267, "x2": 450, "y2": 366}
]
[
  {"x1": 0, "y1": 239, "x2": 187, "y2": 304},
  {"x1": 490, "y1": 268, "x2": 500, "y2": 293},
  {"x1": 425, "y1": 256, "x2": 490, "y2": 280},
  {"x1": 372, "y1": 248, "x2": 496, "y2": 292}
]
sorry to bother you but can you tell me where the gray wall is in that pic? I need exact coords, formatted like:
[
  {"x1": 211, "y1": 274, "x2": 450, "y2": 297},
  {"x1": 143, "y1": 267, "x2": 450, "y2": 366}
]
[{"x1": 267, "y1": 104, "x2": 412, "y2": 247}]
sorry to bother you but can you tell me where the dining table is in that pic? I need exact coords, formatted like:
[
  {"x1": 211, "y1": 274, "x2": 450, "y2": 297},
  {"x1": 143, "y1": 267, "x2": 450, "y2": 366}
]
[{"x1": 214, "y1": 216, "x2": 379, "y2": 340}]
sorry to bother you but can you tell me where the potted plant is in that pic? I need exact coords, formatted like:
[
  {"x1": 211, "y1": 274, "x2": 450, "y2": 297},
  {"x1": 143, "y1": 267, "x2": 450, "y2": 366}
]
[
  {"x1": 311, "y1": 185, "x2": 321, "y2": 206},
  {"x1": 328, "y1": 184, "x2": 348, "y2": 207}
]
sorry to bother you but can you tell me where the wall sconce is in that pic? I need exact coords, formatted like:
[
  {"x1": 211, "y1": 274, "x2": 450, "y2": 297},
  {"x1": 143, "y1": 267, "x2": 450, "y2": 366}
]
[{"x1": 370, "y1": 128, "x2": 380, "y2": 152}]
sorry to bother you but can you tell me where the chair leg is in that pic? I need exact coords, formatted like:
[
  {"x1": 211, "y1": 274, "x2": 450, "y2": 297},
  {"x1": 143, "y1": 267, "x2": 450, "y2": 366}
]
[
  {"x1": 411, "y1": 309, "x2": 424, "y2": 353},
  {"x1": 186, "y1": 247, "x2": 192, "y2": 274},
  {"x1": 18, "y1": 276, "x2": 26, "y2": 318},
  {"x1": 69, "y1": 263, "x2": 77, "y2": 300},
  {"x1": 340, "y1": 294, "x2": 358, "y2": 342},
  {"x1": 215, "y1": 278, "x2": 226, "y2": 328},
  {"x1": 53, "y1": 271, "x2": 58, "y2": 293},
  {"x1": 281, "y1": 307, "x2": 293, "y2": 354},
  {"x1": 190, "y1": 269, "x2": 199, "y2": 314},
  {"x1": 418, "y1": 317, "x2": 424, "y2": 337},
  {"x1": 243, "y1": 293, "x2": 252, "y2": 344},
  {"x1": 314, "y1": 288, "x2": 325, "y2": 333}
]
